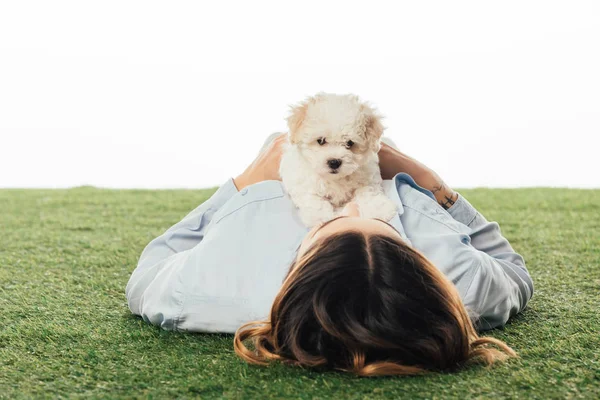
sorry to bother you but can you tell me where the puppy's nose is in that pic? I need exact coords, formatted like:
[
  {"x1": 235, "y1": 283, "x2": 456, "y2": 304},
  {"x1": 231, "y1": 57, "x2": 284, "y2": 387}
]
[{"x1": 327, "y1": 159, "x2": 342, "y2": 169}]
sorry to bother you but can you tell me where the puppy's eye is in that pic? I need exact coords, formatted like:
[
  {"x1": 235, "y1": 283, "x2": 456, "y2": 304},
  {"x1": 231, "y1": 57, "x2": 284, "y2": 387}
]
[
  {"x1": 317, "y1": 137, "x2": 327, "y2": 145},
  {"x1": 346, "y1": 140, "x2": 354, "y2": 149}
]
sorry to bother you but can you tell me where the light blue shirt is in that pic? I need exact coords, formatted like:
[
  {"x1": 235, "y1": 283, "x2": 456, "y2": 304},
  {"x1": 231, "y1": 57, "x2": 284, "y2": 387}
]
[{"x1": 126, "y1": 140, "x2": 533, "y2": 333}]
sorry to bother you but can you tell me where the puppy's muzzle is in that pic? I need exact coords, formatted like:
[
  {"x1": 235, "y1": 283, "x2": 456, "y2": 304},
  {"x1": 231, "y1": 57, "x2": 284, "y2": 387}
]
[{"x1": 327, "y1": 159, "x2": 342, "y2": 172}]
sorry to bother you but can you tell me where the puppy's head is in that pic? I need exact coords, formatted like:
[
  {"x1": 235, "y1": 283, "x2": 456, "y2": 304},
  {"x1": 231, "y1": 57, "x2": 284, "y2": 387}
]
[{"x1": 286, "y1": 92, "x2": 385, "y2": 178}]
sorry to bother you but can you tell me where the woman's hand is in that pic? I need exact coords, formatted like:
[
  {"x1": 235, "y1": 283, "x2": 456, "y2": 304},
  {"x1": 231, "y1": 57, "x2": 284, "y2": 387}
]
[
  {"x1": 378, "y1": 142, "x2": 459, "y2": 210},
  {"x1": 233, "y1": 133, "x2": 288, "y2": 191}
]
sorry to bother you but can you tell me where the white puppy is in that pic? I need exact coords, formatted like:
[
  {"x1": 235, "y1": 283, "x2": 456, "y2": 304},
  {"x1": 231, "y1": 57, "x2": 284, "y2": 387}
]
[{"x1": 279, "y1": 92, "x2": 398, "y2": 228}]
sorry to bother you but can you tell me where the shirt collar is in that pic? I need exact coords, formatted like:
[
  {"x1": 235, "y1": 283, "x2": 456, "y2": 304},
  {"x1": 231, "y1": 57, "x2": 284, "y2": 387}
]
[{"x1": 392, "y1": 172, "x2": 436, "y2": 201}]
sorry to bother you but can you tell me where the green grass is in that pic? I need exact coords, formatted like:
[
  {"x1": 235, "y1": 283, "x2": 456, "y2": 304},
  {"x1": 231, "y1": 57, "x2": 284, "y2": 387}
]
[{"x1": 1, "y1": 187, "x2": 599, "y2": 399}]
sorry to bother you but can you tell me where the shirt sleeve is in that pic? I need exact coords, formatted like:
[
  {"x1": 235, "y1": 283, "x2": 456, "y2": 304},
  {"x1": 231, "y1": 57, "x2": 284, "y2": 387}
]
[
  {"x1": 447, "y1": 193, "x2": 534, "y2": 330},
  {"x1": 125, "y1": 178, "x2": 239, "y2": 327}
]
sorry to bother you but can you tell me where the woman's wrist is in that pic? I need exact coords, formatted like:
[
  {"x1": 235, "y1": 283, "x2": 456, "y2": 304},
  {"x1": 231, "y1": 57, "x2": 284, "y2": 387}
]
[
  {"x1": 413, "y1": 171, "x2": 458, "y2": 209},
  {"x1": 234, "y1": 167, "x2": 270, "y2": 192},
  {"x1": 430, "y1": 182, "x2": 459, "y2": 210},
  {"x1": 233, "y1": 171, "x2": 251, "y2": 191},
  {"x1": 380, "y1": 144, "x2": 458, "y2": 209}
]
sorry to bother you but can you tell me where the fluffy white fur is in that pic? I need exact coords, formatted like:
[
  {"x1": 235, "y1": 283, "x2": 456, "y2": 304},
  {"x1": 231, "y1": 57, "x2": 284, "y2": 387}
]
[{"x1": 279, "y1": 92, "x2": 398, "y2": 228}]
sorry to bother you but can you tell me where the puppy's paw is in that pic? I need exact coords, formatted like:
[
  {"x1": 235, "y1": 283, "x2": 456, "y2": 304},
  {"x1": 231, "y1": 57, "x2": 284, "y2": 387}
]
[
  {"x1": 293, "y1": 195, "x2": 337, "y2": 228},
  {"x1": 298, "y1": 207, "x2": 336, "y2": 228},
  {"x1": 355, "y1": 193, "x2": 398, "y2": 221},
  {"x1": 375, "y1": 196, "x2": 399, "y2": 221}
]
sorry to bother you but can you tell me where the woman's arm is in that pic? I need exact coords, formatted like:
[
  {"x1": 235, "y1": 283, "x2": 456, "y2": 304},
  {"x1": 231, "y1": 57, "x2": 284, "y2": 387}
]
[
  {"x1": 380, "y1": 137, "x2": 533, "y2": 329},
  {"x1": 126, "y1": 178, "x2": 238, "y2": 321},
  {"x1": 447, "y1": 195, "x2": 534, "y2": 330},
  {"x1": 378, "y1": 140, "x2": 458, "y2": 209},
  {"x1": 126, "y1": 133, "x2": 288, "y2": 327}
]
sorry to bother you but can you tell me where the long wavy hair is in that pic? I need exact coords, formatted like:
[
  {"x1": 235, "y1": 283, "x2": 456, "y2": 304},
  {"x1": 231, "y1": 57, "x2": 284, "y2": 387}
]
[{"x1": 234, "y1": 232, "x2": 516, "y2": 376}]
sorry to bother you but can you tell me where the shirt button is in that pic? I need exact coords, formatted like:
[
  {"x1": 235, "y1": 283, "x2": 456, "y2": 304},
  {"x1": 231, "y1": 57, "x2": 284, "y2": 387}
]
[{"x1": 241, "y1": 188, "x2": 248, "y2": 195}]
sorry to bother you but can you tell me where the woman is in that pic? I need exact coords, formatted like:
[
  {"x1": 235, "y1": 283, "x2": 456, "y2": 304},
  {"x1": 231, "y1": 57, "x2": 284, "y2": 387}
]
[{"x1": 126, "y1": 132, "x2": 533, "y2": 376}]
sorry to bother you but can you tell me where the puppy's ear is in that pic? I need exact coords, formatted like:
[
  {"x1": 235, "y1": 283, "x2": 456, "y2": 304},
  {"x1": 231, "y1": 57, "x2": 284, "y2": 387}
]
[
  {"x1": 286, "y1": 102, "x2": 308, "y2": 144},
  {"x1": 286, "y1": 95, "x2": 317, "y2": 144},
  {"x1": 361, "y1": 103, "x2": 385, "y2": 152}
]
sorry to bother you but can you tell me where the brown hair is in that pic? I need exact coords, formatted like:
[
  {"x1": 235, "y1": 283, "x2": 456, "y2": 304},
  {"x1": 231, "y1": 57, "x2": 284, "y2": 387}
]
[{"x1": 234, "y1": 232, "x2": 516, "y2": 376}]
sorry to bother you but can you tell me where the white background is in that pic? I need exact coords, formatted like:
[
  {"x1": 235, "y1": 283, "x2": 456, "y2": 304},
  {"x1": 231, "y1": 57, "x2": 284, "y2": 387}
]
[{"x1": 1, "y1": 1, "x2": 598, "y2": 189}]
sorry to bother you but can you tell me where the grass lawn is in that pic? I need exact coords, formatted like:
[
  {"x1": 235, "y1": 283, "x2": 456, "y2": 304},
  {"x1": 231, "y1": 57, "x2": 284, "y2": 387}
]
[{"x1": 1, "y1": 186, "x2": 599, "y2": 399}]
